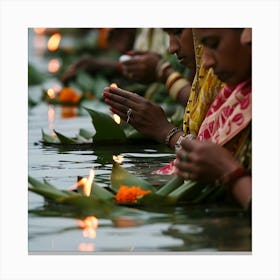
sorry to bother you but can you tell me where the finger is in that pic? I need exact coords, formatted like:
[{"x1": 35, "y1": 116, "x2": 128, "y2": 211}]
[
  {"x1": 176, "y1": 149, "x2": 189, "y2": 162},
  {"x1": 180, "y1": 139, "x2": 196, "y2": 152},
  {"x1": 108, "y1": 87, "x2": 143, "y2": 103},
  {"x1": 174, "y1": 168, "x2": 191, "y2": 181}
]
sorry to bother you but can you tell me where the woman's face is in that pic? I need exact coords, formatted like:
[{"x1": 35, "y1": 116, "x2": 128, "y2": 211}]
[
  {"x1": 195, "y1": 28, "x2": 251, "y2": 85},
  {"x1": 164, "y1": 28, "x2": 196, "y2": 69}
]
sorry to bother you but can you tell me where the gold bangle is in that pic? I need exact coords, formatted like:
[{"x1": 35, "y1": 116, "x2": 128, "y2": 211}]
[
  {"x1": 169, "y1": 78, "x2": 190, "y2": 100},
  {"x1": 157, "y1": 60, "x2": 171, "y2": 80},
  {"x1": 165, "y1": 72, "x2": 183, "y2": 91}
]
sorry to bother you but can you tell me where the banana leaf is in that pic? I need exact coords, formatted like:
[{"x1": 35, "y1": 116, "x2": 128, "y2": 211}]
[
  {"x1": 28, "y1": 176, "x2": 144, "y2": 218},
  {"x1": 110, "y1": 161, "x2": 156, "y2": 192},
  {"x1": 54, "y1": 130, "x2": 81, "y2": 144},
  {"x1": 41, "y1": 129, "x2": 60, "y2": 144},
  {"x1": 84, "y1": 107, "x2": 127, "y2": 143},
  {"x1": 156, "y1": 175, "x2": 184, "y2": 196},
  {"x1": 90, "y1": 182, "x2": 115, "y2": 200},
  {"x1": 56, "y1": 195, "x2": 145, "y2": 218},
  {"x1": 28, "y1": 176, "x2": 77, "y2": 201},
  {"x1": 79, "y1": 128, "x2": 94, "y2": 139}
]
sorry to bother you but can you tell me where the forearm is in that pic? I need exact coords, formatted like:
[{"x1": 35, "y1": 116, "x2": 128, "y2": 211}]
[{"x1": 229, "y1": 176, "x2": 252, "y2": 210}]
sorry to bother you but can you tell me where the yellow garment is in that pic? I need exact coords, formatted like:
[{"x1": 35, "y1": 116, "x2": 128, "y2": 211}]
[{"x1": 183, "y1": 33, "x2": 224, "y2": 136}]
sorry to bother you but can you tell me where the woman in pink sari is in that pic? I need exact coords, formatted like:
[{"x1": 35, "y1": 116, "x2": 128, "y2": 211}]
[{"x1": 175, "y1": 28, "x2": 252, "y2": 209}]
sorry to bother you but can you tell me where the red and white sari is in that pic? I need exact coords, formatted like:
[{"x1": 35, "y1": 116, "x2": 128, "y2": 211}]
[{"x1": 153, "y1": 79, "x2": 252, "y2": 175}]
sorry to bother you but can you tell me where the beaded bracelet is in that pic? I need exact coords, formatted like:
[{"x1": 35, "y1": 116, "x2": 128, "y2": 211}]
[
  {"x1": 165, "y1": 127, "x2": 183, "y2": 147},
  {"x1": 217, "y1": 167, "x2": 250, "y2": 186}
]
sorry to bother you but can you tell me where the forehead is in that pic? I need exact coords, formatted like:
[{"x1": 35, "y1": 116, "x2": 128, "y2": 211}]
[
  {"x1": 195, "y1": 28, "x2": 242, "y2": 39},
  {"x1": 194, "y1": 28, "x2": 224, "y2": 39}
]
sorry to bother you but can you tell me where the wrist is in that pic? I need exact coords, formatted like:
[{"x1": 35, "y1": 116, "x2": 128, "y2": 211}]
[
  {"x1": 217, "y1": 166, "x2": 250, "y2": 187},
  {"x1": 164, "y1": 127, "x2": 183, "y2": 148}
]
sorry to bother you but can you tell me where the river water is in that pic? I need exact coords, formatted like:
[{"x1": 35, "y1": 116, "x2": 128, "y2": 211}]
[{"x1": 28, "y1": 28, "x2": 251, "y2": 254}]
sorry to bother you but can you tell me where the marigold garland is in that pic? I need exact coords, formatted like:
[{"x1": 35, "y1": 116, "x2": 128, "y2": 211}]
[{"x1": 115, "y1": 185, "x2": 151, "y2": 203}]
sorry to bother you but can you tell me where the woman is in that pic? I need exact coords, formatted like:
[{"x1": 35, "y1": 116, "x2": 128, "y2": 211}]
[
  {"x1": 103, "y1": 29, "x2": 222, "y2": 156},
  {"x1": 175, "y1": 28, "x2": 252, "y2": 209}
]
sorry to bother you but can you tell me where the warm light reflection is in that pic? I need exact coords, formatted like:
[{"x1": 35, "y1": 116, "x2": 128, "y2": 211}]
[
  {"x1": 48, "y1": 33, "x2": 61, "y2": 51},
  {"x1": 48, "y1": 59, "x2": 60, "y2": 73},
  {"x1": 78, "y1": 216, "x2": 99, "y2": 238},
  {"x1": 78, "y1": 243, "x2": 94, "y2": 252},
  {"x1": 60, "y1": 107, "x2": 77, "y2": 118},
  {"x1": 113, "y1": 155, "x2": 124, "y2": 164},
  {"x1": 34, "y1": 28, "x2": 46, "y2": 35},
  {"x1": 76, "y1": 169, "x2": 95, "y2": 196},
  {"x1": 48, "y1": 105, "x2": 56, "y2": 136},
  {"x1": 112, "y1": 113, "x2": 121, "y2": 124},
  {"x1": 53, "y1": 84, "x2": 62, "y2": 94},
  {"x1": 113, "y1": 217, "x2": 141, "y2": 228},
  {"x1": 77, "y1": 216, "x2": 98, "y2": 252}
]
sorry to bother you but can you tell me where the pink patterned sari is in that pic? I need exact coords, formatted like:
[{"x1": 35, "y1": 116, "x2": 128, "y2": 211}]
[{"x1": 153, "y1": 79, "x2": 252, "y2": 175}]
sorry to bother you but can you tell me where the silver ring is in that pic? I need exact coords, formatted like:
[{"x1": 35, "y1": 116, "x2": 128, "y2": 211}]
[{"x1": 126, "y1": 108, "x2": 132, "y2": 123}]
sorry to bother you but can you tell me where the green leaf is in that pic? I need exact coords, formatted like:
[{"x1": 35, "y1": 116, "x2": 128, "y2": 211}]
[
  {"x1": 137, "y1": 192, "x2": 176, "y2": 207},
  {"x1": 110, "y1": 161, "x2": 156, "y2": 192},
  {"x1": 41, "y1": 129, "x2": 60, "y2": 144},
  {"x1": 54, "y1": 130, "x2": 80, "y2": 144},
  {"x1": 79, "y1": 128, "x2": 94, "y2": 139},
  {"x1": 84, "y1": 107, "x2": 127, "y2": 143},
  {"x1": 28, "y1": 176, "x2": 76, "y2": 201},
  {"x1": 168, "y1": 180, "x2": 203, "y2": 202},
  {"x1": 90, "y1": 182, "x2": 115, "y2": 200},
  {"x1": 156, "y1": 175, "x2": 184, "y2": 196},
  {"x1": 57, "y1": 195, "x2": 144, "y2": 218}
]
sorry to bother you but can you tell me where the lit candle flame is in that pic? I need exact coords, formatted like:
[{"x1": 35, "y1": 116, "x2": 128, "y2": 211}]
[
  {"x1": 112, "y1": 113, "x2": 121, "y2": 124},
  {"x1": 76, "y1": 169, "x2": 95, "y2": 196},
  {"x1": 48, "y1": 33, "x2": 61, "y2": 51},
  {"x1": 110, "y1": 83, "x2": 118, "y2": 88},
  {"x1": 113, "y1": 155, "x2": 124, "y2": 164},
  {"x1": 47, "y1": 88, "x2": 55, "y2": 99}
]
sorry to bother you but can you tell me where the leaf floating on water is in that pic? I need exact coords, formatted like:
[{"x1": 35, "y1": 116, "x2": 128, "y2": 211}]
[
  {"x1": 41, "y1": 129, "x2": 60, "y2": 144},
  {"x1": 110, "y1": 161, "x2": 156, "y2": 192},
  {"x1": 84, "y1": 107, "x2": 127, "y2": 143}
]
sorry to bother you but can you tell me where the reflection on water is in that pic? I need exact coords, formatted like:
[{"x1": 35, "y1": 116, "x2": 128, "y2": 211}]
[{"x1": 28, "y1": 29, "x2": 251, "y2": 253}]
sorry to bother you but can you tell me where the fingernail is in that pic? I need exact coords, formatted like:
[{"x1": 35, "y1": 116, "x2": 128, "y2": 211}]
[{"x1": 103, "y1": 92, "x2": 108, "y2": 97}]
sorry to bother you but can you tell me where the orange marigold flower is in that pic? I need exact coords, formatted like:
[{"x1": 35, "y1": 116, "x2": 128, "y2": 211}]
[
  {"x1": 58, "y1": 87, "x2": 80, "y2": 104},
  {"x1": 115, "y1": 185, "x2": 151, "y2": 204}
]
